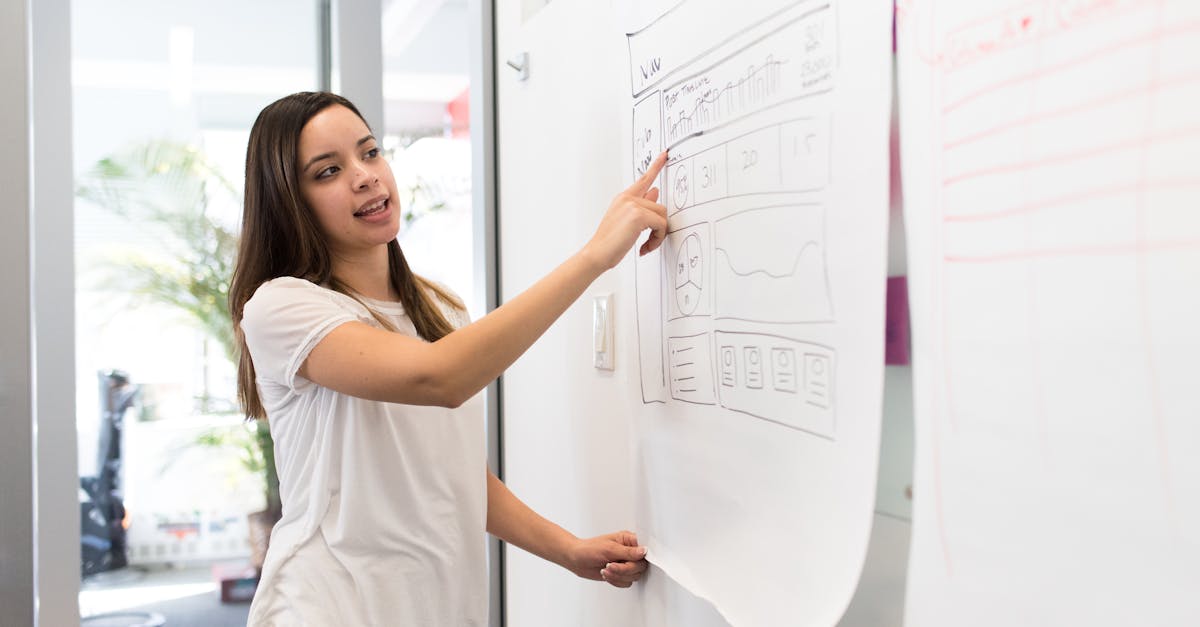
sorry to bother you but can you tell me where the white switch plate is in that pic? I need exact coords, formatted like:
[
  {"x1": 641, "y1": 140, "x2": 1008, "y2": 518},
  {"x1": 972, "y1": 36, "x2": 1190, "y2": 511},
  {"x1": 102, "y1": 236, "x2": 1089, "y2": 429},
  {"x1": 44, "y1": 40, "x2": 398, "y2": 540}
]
[{"x1": 593, "y1": 293, "x2": 614, "y2": 370}]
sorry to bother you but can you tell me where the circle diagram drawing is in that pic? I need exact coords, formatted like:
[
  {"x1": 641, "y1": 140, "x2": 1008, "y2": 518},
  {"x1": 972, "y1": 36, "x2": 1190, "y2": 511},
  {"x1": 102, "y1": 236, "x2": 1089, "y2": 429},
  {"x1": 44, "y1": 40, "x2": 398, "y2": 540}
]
[{"x1": 674, "y1": 232, "x2": 704, "y2": 315}]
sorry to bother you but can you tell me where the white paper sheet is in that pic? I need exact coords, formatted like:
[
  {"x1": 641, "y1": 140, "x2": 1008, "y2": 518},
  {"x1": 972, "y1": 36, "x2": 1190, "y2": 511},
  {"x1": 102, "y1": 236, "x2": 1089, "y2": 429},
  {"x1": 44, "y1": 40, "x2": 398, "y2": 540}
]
[
  {"x1": 616, "y1": 1, "x2": 893, "y2": 623},
  {"x1": 897, "y1": 1, "x2": 1200, "y2": 624}
]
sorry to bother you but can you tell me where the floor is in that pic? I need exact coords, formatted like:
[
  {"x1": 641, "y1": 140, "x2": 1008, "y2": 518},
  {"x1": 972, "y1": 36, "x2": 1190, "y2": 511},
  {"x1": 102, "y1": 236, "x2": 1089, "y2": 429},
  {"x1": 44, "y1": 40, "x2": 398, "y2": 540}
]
[{"x1": 80, "y1": 563, "x2": 251, "y2": 627}]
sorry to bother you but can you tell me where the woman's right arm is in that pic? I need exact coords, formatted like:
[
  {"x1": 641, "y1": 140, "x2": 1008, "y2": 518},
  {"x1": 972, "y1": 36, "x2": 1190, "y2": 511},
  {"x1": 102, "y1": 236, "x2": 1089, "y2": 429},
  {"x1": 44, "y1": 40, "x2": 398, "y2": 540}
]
[{"x1": 298, "y1": 152, "x2": 669, "y2": 407}]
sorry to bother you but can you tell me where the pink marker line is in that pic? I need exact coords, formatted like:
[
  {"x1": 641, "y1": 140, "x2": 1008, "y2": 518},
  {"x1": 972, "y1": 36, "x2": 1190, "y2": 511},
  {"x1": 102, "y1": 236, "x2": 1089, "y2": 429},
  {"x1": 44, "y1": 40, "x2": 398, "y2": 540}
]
[
  {"x1": 942, "y1": 177, "x2": 1200, "y2": 223},
  {"x1": 943, "y1": 238, "x2": 1200, "y2": 263},
  {"x1": 941, "y1": 20, "x2": 1200, "y2": 115},
  {"x1": 942, "y1": 71, "x2": 1200, "y2": 151},
  {"x1": 941, "y1": 125, "x2": 1200, "y2": 188}
]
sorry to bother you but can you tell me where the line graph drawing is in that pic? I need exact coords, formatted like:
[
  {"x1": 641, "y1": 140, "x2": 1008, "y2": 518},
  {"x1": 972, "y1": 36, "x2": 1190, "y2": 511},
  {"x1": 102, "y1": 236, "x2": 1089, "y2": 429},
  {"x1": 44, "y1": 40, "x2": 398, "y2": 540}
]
[{"x1": 714, "y1": 205, "x2": 833, "y2": 323}]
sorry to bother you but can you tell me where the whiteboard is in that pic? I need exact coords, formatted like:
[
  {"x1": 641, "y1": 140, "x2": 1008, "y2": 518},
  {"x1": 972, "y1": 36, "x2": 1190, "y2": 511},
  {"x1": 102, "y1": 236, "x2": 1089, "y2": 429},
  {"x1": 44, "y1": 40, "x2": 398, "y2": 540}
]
[
  {"x1": 898, "y1": 0, "x2": 1200, "y2": 624},
  {"x1": 617, "y1": 0, "x2": 894, "y2": 624}
]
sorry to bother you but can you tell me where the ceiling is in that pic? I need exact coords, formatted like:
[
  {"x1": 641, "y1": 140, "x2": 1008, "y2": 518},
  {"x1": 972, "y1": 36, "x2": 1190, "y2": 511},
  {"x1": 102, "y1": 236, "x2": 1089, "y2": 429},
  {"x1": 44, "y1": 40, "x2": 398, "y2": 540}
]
[{"x1": 71, "y1": 0, "x2": 471, "y2": 134}]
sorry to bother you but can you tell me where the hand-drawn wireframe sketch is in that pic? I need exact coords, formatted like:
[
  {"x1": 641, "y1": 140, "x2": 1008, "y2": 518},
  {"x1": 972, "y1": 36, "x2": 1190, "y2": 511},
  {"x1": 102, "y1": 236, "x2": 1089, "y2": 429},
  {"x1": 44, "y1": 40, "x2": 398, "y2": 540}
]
[
  {"x1": 632, "y1": 0, "x2": 840, "y2": 428},
  {"x1": 621, "y1": 1, "x2": 890, "y2": 625},
  {"x1": 898, "y1": 0, "x2": 1200, "y2": 624}
]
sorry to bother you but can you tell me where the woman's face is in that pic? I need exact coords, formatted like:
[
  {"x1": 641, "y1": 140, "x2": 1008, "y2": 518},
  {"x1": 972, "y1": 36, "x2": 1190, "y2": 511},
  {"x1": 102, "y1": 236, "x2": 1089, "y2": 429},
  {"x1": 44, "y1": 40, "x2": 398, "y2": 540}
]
[{"x1": 296, "y1": 104, "x2": 400, "y2": 259}]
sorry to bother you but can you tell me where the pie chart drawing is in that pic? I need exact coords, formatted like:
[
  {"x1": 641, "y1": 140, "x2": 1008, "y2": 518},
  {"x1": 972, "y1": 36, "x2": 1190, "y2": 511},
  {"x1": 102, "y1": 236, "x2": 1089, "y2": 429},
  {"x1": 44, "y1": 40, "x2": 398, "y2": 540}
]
[{"x1": 675, "y1": 233, "x2": 704, "y2": 315}]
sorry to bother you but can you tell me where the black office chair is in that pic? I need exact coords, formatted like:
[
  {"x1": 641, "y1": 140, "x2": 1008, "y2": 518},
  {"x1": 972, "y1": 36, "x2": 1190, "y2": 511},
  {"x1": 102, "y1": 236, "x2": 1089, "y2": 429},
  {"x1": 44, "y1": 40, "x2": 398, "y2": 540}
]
[{"x1": 80, "y1": 370, "x2": 138, "y2": 577}]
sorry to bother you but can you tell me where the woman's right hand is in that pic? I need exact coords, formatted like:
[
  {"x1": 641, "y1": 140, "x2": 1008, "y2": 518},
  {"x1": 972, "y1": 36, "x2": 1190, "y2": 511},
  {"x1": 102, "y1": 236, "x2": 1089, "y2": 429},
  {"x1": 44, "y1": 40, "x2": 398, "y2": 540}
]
[
  {"x1": 581, "y1": 151, "x2": 670, "y2": 271},
  {"x1": 299, "y1": 152, "x2": 671, "y2": 409}
]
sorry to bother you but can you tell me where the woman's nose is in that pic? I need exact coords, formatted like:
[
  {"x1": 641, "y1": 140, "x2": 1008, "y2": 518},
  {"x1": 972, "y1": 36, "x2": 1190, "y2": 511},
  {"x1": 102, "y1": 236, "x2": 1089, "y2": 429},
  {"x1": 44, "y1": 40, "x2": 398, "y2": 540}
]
[{"x1": 352, "y1": 164, "x2": 377, "y2": 189}]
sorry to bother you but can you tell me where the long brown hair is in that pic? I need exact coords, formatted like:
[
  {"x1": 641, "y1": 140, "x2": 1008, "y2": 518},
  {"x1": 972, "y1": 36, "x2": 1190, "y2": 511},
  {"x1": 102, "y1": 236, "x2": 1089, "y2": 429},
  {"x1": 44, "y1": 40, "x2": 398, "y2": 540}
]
[{"x1": 230, "y1": 91, "x2": 463, "y2": 419}]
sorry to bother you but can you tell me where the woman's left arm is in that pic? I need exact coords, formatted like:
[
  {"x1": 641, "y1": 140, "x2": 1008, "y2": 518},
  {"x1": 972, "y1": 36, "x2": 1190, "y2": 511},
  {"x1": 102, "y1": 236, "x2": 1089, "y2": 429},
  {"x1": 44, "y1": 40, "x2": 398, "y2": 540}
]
[{"x1": 485, "y1": 471, "x2": 648, "y2": 588}]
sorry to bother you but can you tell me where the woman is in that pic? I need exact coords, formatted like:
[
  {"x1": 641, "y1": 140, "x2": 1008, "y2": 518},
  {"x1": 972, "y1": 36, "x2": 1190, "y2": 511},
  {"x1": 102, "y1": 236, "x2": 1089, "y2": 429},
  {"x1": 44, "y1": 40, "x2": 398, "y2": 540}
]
[{"x1": 229, "y1": 91, "x2": 668, "y2": 625}]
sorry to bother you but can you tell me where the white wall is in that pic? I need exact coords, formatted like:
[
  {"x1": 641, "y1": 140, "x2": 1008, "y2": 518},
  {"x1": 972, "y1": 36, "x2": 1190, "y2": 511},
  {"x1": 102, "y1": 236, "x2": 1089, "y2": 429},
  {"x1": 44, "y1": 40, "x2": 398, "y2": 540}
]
[
  {"x1": 495, "y1": 1, "x2": 913, "y2": 625},
  {"x1": 495, "y1": 1, "x2": 654, "y2": 623}
]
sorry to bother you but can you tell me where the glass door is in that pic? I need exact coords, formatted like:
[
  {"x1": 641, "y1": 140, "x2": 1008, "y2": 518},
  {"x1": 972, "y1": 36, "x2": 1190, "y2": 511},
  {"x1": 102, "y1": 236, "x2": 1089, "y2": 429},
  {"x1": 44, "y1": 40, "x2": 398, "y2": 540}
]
[{"x1": 72, "y1": 1, "x2": 323, "y2": 621}]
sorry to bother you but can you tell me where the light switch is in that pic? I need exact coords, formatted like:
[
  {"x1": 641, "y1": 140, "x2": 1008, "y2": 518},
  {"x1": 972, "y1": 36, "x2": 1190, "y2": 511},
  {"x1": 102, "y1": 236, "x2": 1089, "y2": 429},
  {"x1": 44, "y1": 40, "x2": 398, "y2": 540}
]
[{"x1": 593, "y1": 294, "x2": 613, "y2": 370}]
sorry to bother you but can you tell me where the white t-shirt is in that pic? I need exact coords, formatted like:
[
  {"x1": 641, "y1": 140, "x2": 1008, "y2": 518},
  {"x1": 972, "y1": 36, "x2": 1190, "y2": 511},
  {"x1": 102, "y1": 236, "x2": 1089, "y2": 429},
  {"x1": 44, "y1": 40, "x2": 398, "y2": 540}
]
[{"x1": 241, "y1": 276, "x2": 487, "y2": 627}]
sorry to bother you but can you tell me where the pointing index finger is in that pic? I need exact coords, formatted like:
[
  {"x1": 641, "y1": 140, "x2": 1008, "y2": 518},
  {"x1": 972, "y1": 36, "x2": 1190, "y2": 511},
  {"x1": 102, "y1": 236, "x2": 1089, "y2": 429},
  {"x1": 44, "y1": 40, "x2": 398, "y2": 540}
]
[{"x1": 627, "y1": 151, "x2": 668, "y2": 196}]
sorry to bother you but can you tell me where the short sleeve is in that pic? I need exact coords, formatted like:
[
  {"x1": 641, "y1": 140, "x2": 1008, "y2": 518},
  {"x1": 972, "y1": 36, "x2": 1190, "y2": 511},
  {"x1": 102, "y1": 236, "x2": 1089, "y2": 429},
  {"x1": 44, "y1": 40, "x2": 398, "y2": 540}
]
[{"x1": 241, "y1": 277, "x2": 360, "y2": 393}]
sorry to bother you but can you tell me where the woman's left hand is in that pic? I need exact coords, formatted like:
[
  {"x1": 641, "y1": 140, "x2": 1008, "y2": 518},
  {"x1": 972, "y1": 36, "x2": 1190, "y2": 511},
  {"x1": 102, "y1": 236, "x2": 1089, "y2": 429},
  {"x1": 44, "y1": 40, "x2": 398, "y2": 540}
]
[{"x1": 563, "y1": 530, "x2": 649, "y2": 588}]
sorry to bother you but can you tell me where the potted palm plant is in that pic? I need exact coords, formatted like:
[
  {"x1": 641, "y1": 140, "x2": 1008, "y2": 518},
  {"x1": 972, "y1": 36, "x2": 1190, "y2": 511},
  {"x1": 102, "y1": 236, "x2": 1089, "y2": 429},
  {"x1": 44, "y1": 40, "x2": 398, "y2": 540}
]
[{"x1": 77, "y1": 140, "x2": 281, "y2": 568}]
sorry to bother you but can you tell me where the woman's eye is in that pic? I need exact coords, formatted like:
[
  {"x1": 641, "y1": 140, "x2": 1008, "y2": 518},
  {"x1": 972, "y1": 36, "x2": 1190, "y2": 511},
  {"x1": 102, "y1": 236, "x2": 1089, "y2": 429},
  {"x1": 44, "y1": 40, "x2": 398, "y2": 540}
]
[
  {"x1": 365, "y1": 147, "x2": 380, "y2": 159},
  {"x1": 316, "y1": 165, "x2": 339, "y2": 179}
]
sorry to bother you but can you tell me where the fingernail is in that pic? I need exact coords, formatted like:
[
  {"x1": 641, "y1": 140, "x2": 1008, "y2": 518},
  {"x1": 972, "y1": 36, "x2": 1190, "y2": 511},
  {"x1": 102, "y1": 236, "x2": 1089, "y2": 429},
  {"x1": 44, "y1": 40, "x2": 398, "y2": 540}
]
[
  {"x1": 605, "y1": 562, "x2": 614, "y2": 569},
  {"x1": 638, "y1": 547, "x2": 648, "y2": 556}
]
